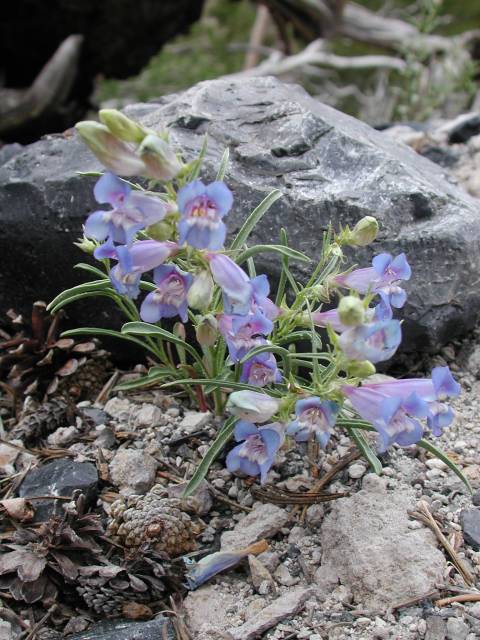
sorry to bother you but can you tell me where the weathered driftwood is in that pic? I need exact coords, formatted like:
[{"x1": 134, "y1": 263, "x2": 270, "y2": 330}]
[{"x1": 0, "y1": 35, "x2": 83, "y2": 136}]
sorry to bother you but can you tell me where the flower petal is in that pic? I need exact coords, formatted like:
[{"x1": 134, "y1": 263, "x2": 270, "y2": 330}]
[{"x1": 94, "y1": 172, "x2": 130, "y2": 205}]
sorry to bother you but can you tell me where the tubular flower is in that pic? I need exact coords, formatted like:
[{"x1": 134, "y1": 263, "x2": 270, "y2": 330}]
[
  {"x1": 140, "y1": 264, "x2": 192, "y2": 323},
  {"x1": 361, "y1": 366, "x2": 460, "y2": 436},
  {"x1": 85, "y1": 173, "x2": 168, "y2": 247},
  {"x1": 341, "y1": 385, "x2": 428, "y2": 451},
  {"x1": 218, "y1": 311, "x2": 273, "y2": 362},
  {"x1": 310, "y1": 308, "x2": 349, "y2": 333},
  {"x1": 287, "y1": 397, "x2": 339, "y2": 448},
  {"x1": 207, "y1": 253, "x2": 252, "y2": 315},
  {"x1": 177, "y1": 180, "x2": 233, "y2": 250},
  {"x1": 338, "y1": 320, "x2": 402, "y2": 363},
  {"x1": 335, "y1": 253, "x2": 411, "y2": 308},
  {"x1": 226, "y1": 391, "x2": 280, "y2": 423},
  {"x1": 226, "y1": 420, "x2": 284, "y2": 484},
  {"x1": 240, "y1": 351, "x2": 282, "y2": 387},
  {"x1": 108, "y1": 240, "x2": 179, "y2": 299}
]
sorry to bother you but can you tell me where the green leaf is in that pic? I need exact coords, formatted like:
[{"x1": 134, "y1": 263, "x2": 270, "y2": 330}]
[
  {"x1": 61, "y1": 327, "x2": 160, "y2": 356},
  {"x1": 74, "y1": 263, "x2": 109, "y2": 279},
  {"x1": 275, "y1": 228, "x2": 289, "y2": 307},
  {"x1": 216, "y1": 148, "x2": 230, "y2": 181},
  {"x1": 239, "y1": 344, "x2": 291, "y2": 364},
  {"x1": 417, "y1": 438, "x2": 474, "y2": 494},
  {"x1": 50, "y1": 290, "x2": 118, "y2": 314},
  {"x1": 188, "y1": 134, "x2": 208, "y2": 181},
  {"x1": 121, "y1": 321, "x2": 205, "y2": 370},
  {"x1": 181, "y1": 417, "x2": 236, "y2": 497},
  {"x1": 346, "y1": 426, "x2": 383, "y2": 475},
  {"x1": 47, "y1": 280, "x2": 113, "y2": 311},
  {"x1": 236, "y1": 244, "x2": 310, "y2": 265},
  {"x1": 230, "y1": 190, "x2": 282, "y2": 251},
  {"x1": 161, "y1": 377, "x2": 283, "y2": 396},
  {"x1": 114, "y1": 367, "x2": 174, "y2": 391}
]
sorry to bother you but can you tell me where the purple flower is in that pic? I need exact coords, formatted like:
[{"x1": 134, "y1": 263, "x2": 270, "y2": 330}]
[
  {"x1": 207, "y1": 253, "x2": 252, "y2": 315},
  {"x1": 108, "y1": 240, "x2": 179, "y2": 299},
  {"x1": 311, "y1": 309, "x2": 349, "y2": 333},
  {"x1": 177, "y1": 180, "x2": 233, "y2": 250},
  {"x1": 338, "y1": 320, "x2": 402, "y2": 363},
  {"x1": 287, "y1": 397, "x2": 339, "y2": 448},
  {"x1": 85, "y1": 173, "x2": 168, "y2": 246},
  {"x1": 248, "y1": 274, "x2": 280, "y2": 320},
  {"x1": 342, "y1": 385, "x2": 428, "y2": 451},
  {"x1": 226, "y1": 420, "x2": 284, "y2": 484},
  {"x1": 240, "y1": 352, "x2": 282, "y2": 387},
  {"x1": 218, "y1": 311, "x2": 273, "y2": 361},
  {"x1": 140, "y1": 264, "x2": 193, "y2": 323},
  {"x1": 360, "y1": 366, "x2": 460, "y2": 436},
  {"x1": 335, "y1": 253, "x2": 411, "y2": 308}
]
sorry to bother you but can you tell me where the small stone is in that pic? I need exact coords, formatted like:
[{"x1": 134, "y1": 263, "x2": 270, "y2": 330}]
[
  {"x1": 248, "y1": 555, "x2": 274, "y2": 590},
  {"x1": 184, "y1": 585, "x2": 239, "y2": 637},
  {"x1": 109, "y1": 449, "x2": 157, "y2": 495},
  {"x1": 469, "y1": 602, "x2": 480, "y2": 618},
  {"x1": 460, "y1": 508, "x2": 480, "y2": 549},
  {"x1": 332, "y1": 584, "x2": 352, "y2": 604},
  {"x1": 0, "y1": 621, "x2": 13, "y2": 640},
  {"x1": 228, "y1": 587, "x2": 313, "y2": 640},
  {"x1": 0, "y1": 442, "x2": 19, "y2": 475},
  {"x1": 418, "y1": 619, "x2": 427, "y2": 635},
  {"x1": 356, "y1": 617, "x2": 371, "y2": 627},
  {"x1": 305, "y1": 504, "x2": 325, "y2": 527},
  {"x1": 426, "y1": 459, "x2": 447, "y2": 470},
  {"x1": 273, "y1": 564, "x2": 299, "y2": 586},
  {"x1": 104, "y1": 397, "x2": 133, "y2": 420},
  {"x1": 221, "y1": 503, "x2": 289, "y2": 550},
  {"x1": 257, "y1": 551, "x2": 280, "y2": 573},
  {"x1": 245, "y1": 598, "x2": 267, "y2": 619},
  {"x1": 426, "y1": 468, "x2": 443, "y2": 480},
  {"x1": 446, "y1": 617, "x2": 469, "y2": 640},
  {"x1": 179, "y1": 411, "x2": 211, "y2": 433},
  {"x1": 362, "y1": 473, "x2": 388, "y2": 493},
  {"x1": 47, "y1": 425, "x2": 79, "y2": 447},
  {"x1": 425, "y1": 615, "x2": 447, "y2": 640},
  {"x1": 472, "y1": 490, "x2": 480, "y2": 507},
  {"x1": 166, "y1": 479, "x2": 212, "y2": 515},
  {"x1": 288, "y1": 526, "x2": 307, "y2": 544},
  {"x1": 18, "y1": 458, "x2": 98, "y2": 521},
  {"x1": 348, "y1": 463, "x2": 367, "y2": 479},
  {"x1": 372, "y1": 626, "x2": 389, "y2": 639},
  {"x1": 133, "y1": 404, "x2": 162, "y2": 427}
]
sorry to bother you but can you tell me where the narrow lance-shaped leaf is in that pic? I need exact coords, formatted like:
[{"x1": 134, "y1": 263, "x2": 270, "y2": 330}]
[
  {"x1": 230, "y1": 190, "x2": 282, "y2": 250},
  {"x1": 216, "y1": 147, "x2": 230, "y2": 181}
]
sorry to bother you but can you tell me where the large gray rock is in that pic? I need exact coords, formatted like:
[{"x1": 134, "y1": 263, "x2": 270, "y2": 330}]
[
  {"x1": 315, "y1": 476, "x2": 446, "y2": 609},
  {"x1": 1, "y1": 76, "x2": 479, "y2": 351}
]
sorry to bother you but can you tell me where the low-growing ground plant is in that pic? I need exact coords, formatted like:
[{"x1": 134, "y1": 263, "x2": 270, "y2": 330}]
[{"x1": 50, "y1": 108, "x2": 472, "y2": 497}]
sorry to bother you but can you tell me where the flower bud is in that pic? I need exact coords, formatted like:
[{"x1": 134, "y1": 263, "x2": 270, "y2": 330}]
[
  {"x1": 99, "y1": 109, "x2": 147, "y2": 143},
  {"x1": 75, "y1": 121, "x2": 146, "y2": 175},
  {"x1": 196, "y1": 314, "x2": 218, "y2": 347},
  {"x1": 337, "y1": 296, "x2": 365, "y2": 327},
  {"x1": 187, "y1": 271, "x2": 214, "y2": 311},
  {"x1": 173, "y1": 322, "x2": 186, "y2": 341},
  {"x1": 73, "y1": 235, "x2": 97, "y2": 254},
  {"x1": 346, "y1": 360, "x2": 376, "y2": 378},
  {"x1": 138, "y1": 134, "x2": 182, "y2": 182},
  {"x1": 350, "y1": 216, "x2": 379, "y2": 246},
  {"x1": 226, "y1": 390, "x2": 280, "y2": 423}
]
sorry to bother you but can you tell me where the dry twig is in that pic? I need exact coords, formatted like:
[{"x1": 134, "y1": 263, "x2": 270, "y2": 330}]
[{"x1": 435, "y1": 593, "x2": 480, "y2": 607}]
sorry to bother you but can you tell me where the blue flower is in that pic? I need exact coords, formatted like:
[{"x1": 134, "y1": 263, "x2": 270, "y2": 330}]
[
  {"x1": 177, "y1": 180, "x2": 233, "y2": 250},
  {"x1": 342, "y1": 385, "x2": 428, "y2": 451},
  {"x1": 140, "y1": 264, "x2": 193, "y2": 323},
  {"x1": 207, "y1": 253, "x2": 252, "y2": 315},
  {"x1": 226, "y1": 420, "x2": 284, "y2": 484},
  {"x1": 338, "y1": 319, "x2": 402, "y2": 363},
  {"x1": 287, "y1": 397, "x2": 339, "y2": 448},
  {"x1": 218, "y1": 311, "x2": 273, "y2": 361},
  {"x1": 85, "y1": 173, "x2": 168, "y2": 247},
  {"x1": 240, "y1": 351, "x2": 282, "y2": 387},
  {"x1": 335, "y1": 253, "x2": 411, "y2": 309},
  {"x1": 108, "y1": 240, "x2": 179, "y2": 299}
]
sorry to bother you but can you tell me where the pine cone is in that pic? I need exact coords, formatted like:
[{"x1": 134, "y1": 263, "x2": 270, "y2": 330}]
[
  {"x1": 8, "y1": 397, "x2": 70, "y2": 444},
  {"x1": 56, "y1": 349, "x2": 113, "y2": 401},
  {"x1": 107, "y1": 486, "x2": 203, "y2": 555},
  {"x1": 76, "y1": 564, "x2": 164, "y2": 616}
]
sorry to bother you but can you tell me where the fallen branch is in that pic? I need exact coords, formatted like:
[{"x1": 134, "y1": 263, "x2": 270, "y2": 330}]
[{"x1": 435, "y1": 593, "x2": 480, "y2": 607}]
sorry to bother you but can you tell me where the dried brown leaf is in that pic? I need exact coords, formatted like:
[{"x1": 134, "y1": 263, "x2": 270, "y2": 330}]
[
  {"x1": 0, "y1": 498, "x2": 34, "y2": 522},
  {"x1": 17, "y1": 553, "x2": 47, "y2": 582},
  {"x1": 56, "y1": 358, "x2": 79, "y2": 377},
  {"x1": 0, "y1": 550, "x2": 25, "y2": 575}
]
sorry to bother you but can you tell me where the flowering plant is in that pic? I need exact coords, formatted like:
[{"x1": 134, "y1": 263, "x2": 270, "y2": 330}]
[{"x1": 50, "y1": 109, "x2": 472, "y2": 497}]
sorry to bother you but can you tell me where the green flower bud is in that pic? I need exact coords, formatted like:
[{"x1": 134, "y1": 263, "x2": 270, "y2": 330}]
[
  {"x1": 138, "y1": 134, "x2": 182, "y2": 182},
  {"x1": 99, "y1": 109, "x2": 147, "y2": 143},
  {"x1": 188, "y1": 271, "x2": 214, "y2": 311},
  {"x1": 73, "y1": 235, "x2": 97, "y2": 254},
  {"x1": 346, "y1": 360, "x2": 376, "y2": 378},
  {"x1": 75, "y1": 121, "x2": 146, "y2": 175},
  {"x1": 226, "y1": 390, "x2": 280, "y2": 423},
  {"x1": 196, "y1": 315, "x2": 218, "y2": 347},
  {"x1": 350, "y1": 216, "x2": 379, "y2": 246},
  {"x1": 337, "y1": 296, "x2": 365, "y2": 327}
]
